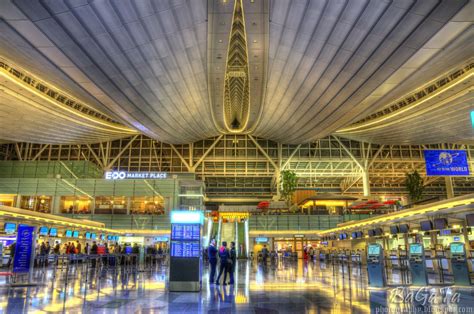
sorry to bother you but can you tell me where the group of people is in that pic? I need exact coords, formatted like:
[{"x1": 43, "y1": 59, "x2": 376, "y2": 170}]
[{"x1": 208, "y1": 240, "x2": 236, "y2": 285}]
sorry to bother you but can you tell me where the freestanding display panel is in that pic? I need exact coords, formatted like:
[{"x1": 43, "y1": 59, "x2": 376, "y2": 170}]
[
  {"x1": 449, "y1": 242, "x2": 470, "y2": 286},
  {"x1": 169, "y1": 211, "x2": 203, "y2": 292},
  {"x1": 367, "y1": 243, "x2": 386, "y2": 288},
  {"x1": 408, "y1": 243, "x2": 428, "y2": 286}
]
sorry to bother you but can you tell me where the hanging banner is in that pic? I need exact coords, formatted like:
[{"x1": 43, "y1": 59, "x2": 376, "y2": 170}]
[
  {"x1": 13, "y1": 225, "x2": 35, "y2": 273},
  {"x1": 424, "y1": 150, "x2": 470, "y2": 176}
]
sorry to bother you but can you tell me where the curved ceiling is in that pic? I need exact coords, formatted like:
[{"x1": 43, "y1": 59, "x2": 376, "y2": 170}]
[
  {"x1": 0, "y1": 60, "x2": 137, "y2": 144},
  {"x1": 253, "y1": 0, "x2": 471, "y2": 143},
  {"x1": 0, "y1": 0, "x2": 472, "y2": 145}
]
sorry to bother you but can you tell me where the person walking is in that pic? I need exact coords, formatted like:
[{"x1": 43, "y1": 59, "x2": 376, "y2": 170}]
[
  {"x1": 261, "y1": 245, "x2": 269, "y2": 265},
  {"x1": 228, "y1": 241, "x2": 237, "y2": 285},
  {"x1": 208, "y1": 239, "x2": 218, "y2": 284},
  {"x1": 215, "y1": 241, "x2": 230, "y2": 285}
]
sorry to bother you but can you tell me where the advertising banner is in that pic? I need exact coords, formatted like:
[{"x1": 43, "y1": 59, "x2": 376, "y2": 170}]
[
  {"x1": 424, "y1": 150, "x2": 470, "y2": 176},
  {"x1": 13, "y1": 225, "x2": 35, "y2": 273}
]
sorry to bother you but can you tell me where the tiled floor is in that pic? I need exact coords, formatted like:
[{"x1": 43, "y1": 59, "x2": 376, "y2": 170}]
[{"x1": 0, "y1": 259, "x2": 473, "y2": 313}]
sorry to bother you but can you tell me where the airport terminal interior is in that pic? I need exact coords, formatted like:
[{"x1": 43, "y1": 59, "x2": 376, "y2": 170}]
[{"x1": 0, "y1": 0, "x2": 473, "y2": 313}]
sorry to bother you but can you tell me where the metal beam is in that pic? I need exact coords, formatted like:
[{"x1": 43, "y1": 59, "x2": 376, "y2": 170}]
[
  {"x1": 85, "y1": 144, "x2": 105, "y2": 169},
  {"x1": 248, "y1": 135, "x2": 278, "y2": 169},
  {"x1": 332, "y1": 136, "x2": 364, "y2": 170},
  {"x1": 192, "y1": 135, "x2": 223, "y2": 171},
  {"x1": 281, "y1": 144, "x2": 302, "y2": 170},
  {"x1": 106, "y1": 134, "x2": 139, "y2": 169},
  {"x1": 31, "y1": 144, "x2": 50, "y2": 161},
  {"x1": 170, "y1": 144, "x2": 192, "y2": 171},
  {"x1": 367, "y1": 145, "x2": 385, "y2": 169},
  {"x1": 14, "y1": 143, "x2": 23, "y2": 161}
]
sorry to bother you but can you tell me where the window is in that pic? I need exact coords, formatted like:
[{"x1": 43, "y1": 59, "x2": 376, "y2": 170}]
[
  {"x1": 60, "y1": 196, "x2": 91, "y2": 214},
  {"x1": 20, "y1": 195, "x2": 52, "y2": 213},
  {"x1": 131, "y1": 196, "x2": 164, "y2": 215}
]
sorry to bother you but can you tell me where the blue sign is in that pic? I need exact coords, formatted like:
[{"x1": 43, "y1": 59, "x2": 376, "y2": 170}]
[
  {"x1": 471, "y1": 111, "x2": 474, "y2": 128},
  {"x1": 255, "y1": 237, "x2": 268, "y2": 243},
  {"x1": 13, "y1": 225, "x2": 35, "y2": 273},
  {"x1": 424, "y1": 150, "x2": 470, "y2": 176}
]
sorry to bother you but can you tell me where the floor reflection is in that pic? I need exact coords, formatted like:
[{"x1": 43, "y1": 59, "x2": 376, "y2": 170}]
[{"x1": 0, "y1": 259, "x2": 473, "y2": 313}]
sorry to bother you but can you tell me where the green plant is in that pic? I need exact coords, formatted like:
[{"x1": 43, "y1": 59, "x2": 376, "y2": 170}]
[
  {"x1": 405, "y1": 170, "x2": 424, "y2": 202},
  {"x1": 280, "y1": 170, "x2": 298, "y2": 206}
]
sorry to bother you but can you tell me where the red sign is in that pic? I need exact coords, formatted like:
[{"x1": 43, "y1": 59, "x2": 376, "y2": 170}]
[{"x1": 97, "y1": 245, "x2": 106, "y2": 255}]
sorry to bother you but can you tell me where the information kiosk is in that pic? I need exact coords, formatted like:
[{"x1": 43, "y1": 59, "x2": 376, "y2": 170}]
[
  {"x1": 450, "y1": 242, "x2": 470, "y2": 286},
  {"x1": 169, "y1": 211, "x2": 203, "y2": 292},
  {"x1": 367, "y1": 243, "x2": 385, "y2": 288},
  {"x1": 408, "y1": 243, "x2": 428, "y2": 286}
]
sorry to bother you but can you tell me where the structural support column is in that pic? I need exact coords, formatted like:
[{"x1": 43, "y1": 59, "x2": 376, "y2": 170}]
[
  {"x1": 362, "y1": 169, "x2": 370, "y2": 197},
  {"x1": 445, "y1": 177, "x2": 454, "y2": 199}
]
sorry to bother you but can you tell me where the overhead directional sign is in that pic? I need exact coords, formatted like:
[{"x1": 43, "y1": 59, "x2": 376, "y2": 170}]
[{"x1": 424, "y1": 150, "x2": 470, "y2": 176}]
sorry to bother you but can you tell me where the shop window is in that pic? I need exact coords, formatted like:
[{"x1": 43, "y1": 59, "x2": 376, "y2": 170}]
[
  {"x1": 0, "y1": 194, "x2": 15, "y2": 207},
  {"x1": 20, "y1": 195, "x2": 52, "y2": 213},
  {"x1": 95, "y1": 196, "x2": 127, "y2": 214},
  {"x1": 131, "y1": 196, "x2": 164, "y2": 215},
  {"x1": 60, "y1": 196, "x2": 91, "y2": 214}
]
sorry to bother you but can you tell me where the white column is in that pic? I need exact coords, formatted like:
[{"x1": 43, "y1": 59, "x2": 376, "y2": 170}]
[
  {"x1": 445, "y1": 177, "x2": 454, "y2": 199},
  {"x1": 362, "y1": 169, "x2": 370, "y2": 197}
]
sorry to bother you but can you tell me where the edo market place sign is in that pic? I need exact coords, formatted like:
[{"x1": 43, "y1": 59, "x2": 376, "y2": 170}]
[{"x1": 105, "y1": 171, "x2": 168, "y2": 180}]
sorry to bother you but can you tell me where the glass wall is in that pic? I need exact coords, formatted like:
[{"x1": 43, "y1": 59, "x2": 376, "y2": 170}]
[
  {"x1": 0, "y1": 194, "x2": 15, "y2": 206},
  {"x1": 19, "y1": 195, "x2": 52, "y2": 213},
  {"x1": 60, "y1": 196, "x2": 91, "y2": 214}
]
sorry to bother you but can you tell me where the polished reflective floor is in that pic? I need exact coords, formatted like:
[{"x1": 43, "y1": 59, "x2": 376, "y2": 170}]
[{"x1": 0, "y1": 259, "x2": 473, "y2": 313}]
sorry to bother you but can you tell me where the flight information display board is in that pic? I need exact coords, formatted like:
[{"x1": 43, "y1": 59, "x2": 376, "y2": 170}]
[
  {"x1": 171, "y1": 224, "x2": 200, "y2": 241},
  {"x1": 170, "y1": 223, "x2": 201, "y2": 258},
  {"x1": 171, "y1": 241, "x2": 200, "y2": 258}
]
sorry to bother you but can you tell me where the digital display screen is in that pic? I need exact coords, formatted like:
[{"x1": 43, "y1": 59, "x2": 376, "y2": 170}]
[
  {"x1": 409, "y1": 244, "x2": 422, "y2": 255},
  {"x1": 390, "y1": 226, "x2": 399, "y2": 235},
  {"x1": 375, "y1": 228, "x2": 383, "y2": 236},
  {"x1": 91, "y1": 233, "x2": 96, "y2": 240},
  {"x1": 450, "y1": 243, "x2": 464, "y2": 254},
  {"x1": 339, "y1": 234, "x2": 344, "y2": 240},
  {"x1": 125, "y1": 246, "x2": 132, "y2": 254},
  {"x1": 434, "y1": 218, "x2": 447, "y2": 230},
  {"x1": 49, "y1": 228, "x2": 57, "y2": 237},
  {"x1": 420, "y1": 220, "x2": 433, "y2": 231},
  {"x1": 424, "y1": 150, "x2": 470, "y2": 176},
  {"x1": 171, "y1": 241, "x2": 200, "y2": 258},
  {"x1": 441, "y1": 229, "x2": 451, "y2": 236},
  {"x1": 352, "y1": 232, "x2": 357, "y2": 239},
  {"x1": 73, "y1": 231, "x2": 79, "y2": 238},
  {"x1": 100, "y1": 234, "x2": 105, "y2": 240},
  {"x1": 356, "y1": 231, "x2": 363, "y2": 238},
  {"x1": 39, "y1": 226, "x2": 49, "y2": 236},
  {"x1": 65, "y1": 230, "x2": 72, "y2": 237},
  {"x1": 85, "y1": 232, "x2": 91, "y2": 239},
  {"x1": 4, "y1": 222, "x2": 16, "y2": 234},
  {"x1": 399, "y1": 224, "x2": 409, "y2": 233},
  {"x1": 368, "y1": 245, "x2": 380, "y2": 255},
  {"x1": 368, "y1": 230, "x2": 375, "y2": 237},
  {"x1": 107, "y1": 235, "x2": 112, "y2": 241},
  {"x1": 171, "y1": 224, "x2": 200, "y2": 240}
]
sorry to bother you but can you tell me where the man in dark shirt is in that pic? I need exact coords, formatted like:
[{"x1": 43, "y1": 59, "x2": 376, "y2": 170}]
[
  {"x1": 228, "y1": 241, "x2": 237, "y2": 285},
  {"x1": 208, "y1": 239, "x2": 218, "y2": 284},
  {"x1": 215, "y1": 241, "x2": 230, "y2": 285}
]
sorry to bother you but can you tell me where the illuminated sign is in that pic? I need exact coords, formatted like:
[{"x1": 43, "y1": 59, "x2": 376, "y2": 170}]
[
  {"x1": 255, "y1": 237, "x2": 268, "y2": 243},
  {"x1": 424, "y1": 150, "x2": 470, "y2": 176},
  {"x1": 104, "y1": 171, "x2": 168, "y2": 180},
  {"x1": 170, "y1": 211, "x2": 203, "y2": 224},
  {"x1": 471, "y1": 111, "x2": 474, "y2": 128}
]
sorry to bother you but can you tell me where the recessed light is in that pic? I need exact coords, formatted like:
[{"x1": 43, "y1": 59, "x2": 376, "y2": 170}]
[
  {"x1": 253, "y1": 40, "x2": 257, "y2": 43},
  {"x1": 218, "y1": 40, "x2": 223, "y2": 43}
]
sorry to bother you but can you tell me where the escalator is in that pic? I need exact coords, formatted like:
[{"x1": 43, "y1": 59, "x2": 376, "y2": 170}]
[{"x1": 216, "y1": 218, "x2": 249, "y2": 258}]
